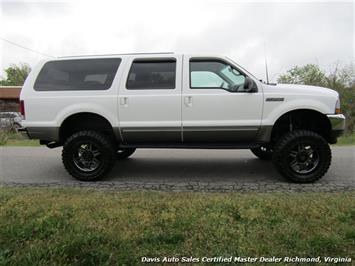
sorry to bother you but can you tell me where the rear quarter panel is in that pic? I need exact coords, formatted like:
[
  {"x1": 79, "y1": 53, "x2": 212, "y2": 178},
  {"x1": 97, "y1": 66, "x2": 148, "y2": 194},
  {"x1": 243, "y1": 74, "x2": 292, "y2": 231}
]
[{"x1": 20, "y1": 58, "x2": 127, "y2": 129}]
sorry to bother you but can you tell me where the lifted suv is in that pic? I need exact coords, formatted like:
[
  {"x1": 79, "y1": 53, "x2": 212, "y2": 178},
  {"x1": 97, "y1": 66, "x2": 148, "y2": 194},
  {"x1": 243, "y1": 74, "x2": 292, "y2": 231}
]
[{"x1": 20, "y1": 53, "x2": 345, "y2": 182}]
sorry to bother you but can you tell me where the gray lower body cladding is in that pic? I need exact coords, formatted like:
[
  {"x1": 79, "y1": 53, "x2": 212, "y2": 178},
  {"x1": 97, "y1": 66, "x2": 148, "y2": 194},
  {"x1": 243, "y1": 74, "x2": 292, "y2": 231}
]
[
  {"x1": 183, "y1": 126, "x2": 260, "y2": 143},
  {"x1": 26, "y1": 127, "x2": 60, "y2": 142},
  {"x1": 24, "y1": 125, "x2": 273, "y2": 146},
  {"x1": 22, "y1": 114, "x2": 345, "y2": 147},
  {"x1": 120, "y1": 126, "x2": 265, "y2": 143}
]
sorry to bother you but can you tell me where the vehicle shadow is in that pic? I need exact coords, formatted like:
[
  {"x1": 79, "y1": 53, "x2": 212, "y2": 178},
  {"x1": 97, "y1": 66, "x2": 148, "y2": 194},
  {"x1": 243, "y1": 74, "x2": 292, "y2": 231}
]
[{"x1": 105, "y1": 155, "x2": 284, "y2": 182}]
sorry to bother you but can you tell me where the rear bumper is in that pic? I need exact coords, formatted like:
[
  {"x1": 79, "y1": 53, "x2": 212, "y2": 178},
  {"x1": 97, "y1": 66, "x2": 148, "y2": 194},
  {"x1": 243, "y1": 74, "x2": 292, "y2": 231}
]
[{"x1": 327, "y1": 114, "x2": 346, "y2": 140}]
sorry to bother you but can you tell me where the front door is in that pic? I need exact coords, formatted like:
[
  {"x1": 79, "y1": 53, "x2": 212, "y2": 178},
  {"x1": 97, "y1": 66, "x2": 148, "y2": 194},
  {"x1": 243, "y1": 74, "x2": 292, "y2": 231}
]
[
  {"x1": 118, "y1": 55, "x2": 182, "y2": 144},
  {"x1": 182, "y1": 56, "x2": 263, "y2": 143}
]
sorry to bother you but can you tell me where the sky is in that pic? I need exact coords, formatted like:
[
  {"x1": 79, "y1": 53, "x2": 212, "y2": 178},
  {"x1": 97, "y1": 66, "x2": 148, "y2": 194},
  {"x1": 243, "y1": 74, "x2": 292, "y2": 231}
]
[{"x1": 0, "y1": 0, "x2": 354, "y2": 82}]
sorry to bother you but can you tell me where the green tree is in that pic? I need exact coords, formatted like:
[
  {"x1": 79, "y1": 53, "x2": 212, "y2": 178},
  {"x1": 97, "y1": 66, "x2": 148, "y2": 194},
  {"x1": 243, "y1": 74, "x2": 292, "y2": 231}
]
[
  {"x1": 0, "y1": 63, "x2": 31, "y2": 86},
  {"x1": 278, "y1": 64, "x2": 327, "y2": 86},
  {"x1": 278, "y1": 63, "x2": 355, "y2": 133}
]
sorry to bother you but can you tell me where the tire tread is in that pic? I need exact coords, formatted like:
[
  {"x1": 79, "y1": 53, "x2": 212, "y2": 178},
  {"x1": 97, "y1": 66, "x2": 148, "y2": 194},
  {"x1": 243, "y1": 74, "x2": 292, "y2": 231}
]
[
  {"x1": 272, "y1": 130, "x2": 331, "y2": 183},
  {"x1": 62, "y1": 130, "x2": 115, "y2": 181}
]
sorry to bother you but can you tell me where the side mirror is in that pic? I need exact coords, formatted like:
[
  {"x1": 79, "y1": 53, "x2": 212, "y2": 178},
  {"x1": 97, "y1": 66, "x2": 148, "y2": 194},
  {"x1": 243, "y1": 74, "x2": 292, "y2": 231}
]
[{"x1": 244, "y1": 77, "x2": 258, "y2": 92}]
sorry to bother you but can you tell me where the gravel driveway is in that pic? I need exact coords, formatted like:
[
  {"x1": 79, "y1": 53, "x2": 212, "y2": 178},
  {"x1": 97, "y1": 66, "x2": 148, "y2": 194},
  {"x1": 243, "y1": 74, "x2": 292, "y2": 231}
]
[{"x1": 1, "y1": 146, "x2": 354, "y2": 192}]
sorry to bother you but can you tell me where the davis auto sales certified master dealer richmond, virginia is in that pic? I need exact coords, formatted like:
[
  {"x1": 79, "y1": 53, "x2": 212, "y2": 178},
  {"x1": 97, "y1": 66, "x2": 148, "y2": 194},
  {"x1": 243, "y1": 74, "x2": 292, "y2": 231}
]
[{"x1": 141, "y1": 256, "x2": 352, "y2": 263}]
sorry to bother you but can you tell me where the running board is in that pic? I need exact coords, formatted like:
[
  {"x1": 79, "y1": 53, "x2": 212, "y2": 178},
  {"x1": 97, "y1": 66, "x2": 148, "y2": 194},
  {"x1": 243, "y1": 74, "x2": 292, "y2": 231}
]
[{"x1": 119, "y1": 143, "x2": 262, "y2": 149}]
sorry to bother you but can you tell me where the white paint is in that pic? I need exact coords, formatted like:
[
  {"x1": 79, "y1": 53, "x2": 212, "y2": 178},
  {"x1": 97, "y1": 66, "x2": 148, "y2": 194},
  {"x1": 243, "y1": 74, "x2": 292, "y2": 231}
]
[{"x1": 20, "y1": 54, "x2": 339, "y2": 135}]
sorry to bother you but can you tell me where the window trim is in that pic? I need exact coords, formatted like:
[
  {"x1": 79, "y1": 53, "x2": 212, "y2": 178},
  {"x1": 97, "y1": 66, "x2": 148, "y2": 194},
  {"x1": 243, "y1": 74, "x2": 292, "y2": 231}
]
[
  {"x1": 125, "y1": 58, "x2": 177, "y2": 90},
  {"x1": 33, "y1": 58, "x2": 122, "y2": 91},
  {"x1": 189, "y1": 58, "x2": 251, "y2": 93}
]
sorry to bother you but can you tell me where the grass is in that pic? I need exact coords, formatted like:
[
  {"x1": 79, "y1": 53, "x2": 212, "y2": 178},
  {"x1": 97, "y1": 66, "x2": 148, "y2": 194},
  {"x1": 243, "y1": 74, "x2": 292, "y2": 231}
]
[
  {"x1": 336, "y1": 133, "x2": 355, "y2": 146},
  {"x1": 4, "y1": 138, "x2": 39, "y2": 146},
  {"x1": 0, "y1": 131, "x2": 39, "y2": 146},
  {"x1": 0, "y1": 188, "x2": 354, "y2": 265}
]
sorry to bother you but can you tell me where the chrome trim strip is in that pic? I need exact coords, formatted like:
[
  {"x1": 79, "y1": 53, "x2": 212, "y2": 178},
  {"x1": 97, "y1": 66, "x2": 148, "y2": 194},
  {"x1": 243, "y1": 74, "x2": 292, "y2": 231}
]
[
  {"x1": 183, "y1": 126, "x2": 258, "y2": 132},
  {"x1": 122, "y1": 127, "x2": 180, "y2": 132},
  {"x1": 121, "y1": 126, "x2": 259, "y2": 133}
]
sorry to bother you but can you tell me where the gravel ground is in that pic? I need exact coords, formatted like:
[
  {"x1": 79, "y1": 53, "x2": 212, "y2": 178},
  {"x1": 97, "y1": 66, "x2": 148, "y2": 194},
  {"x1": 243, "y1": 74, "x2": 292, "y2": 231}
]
[{"x1": 1, "y1": 146, "x2": 354, "y2": 192}]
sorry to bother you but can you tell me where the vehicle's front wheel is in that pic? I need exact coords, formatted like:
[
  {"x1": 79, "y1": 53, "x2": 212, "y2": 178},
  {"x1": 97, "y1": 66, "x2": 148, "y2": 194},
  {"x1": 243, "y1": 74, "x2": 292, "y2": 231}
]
[
  {"x1": 251, "y1": 145, "x2": 273, "y2": 160},
  {"x1": 272, "y1": 130, "x2": 331, "y2": 183},
  {"x1": 116, "y1": 148, "x2": 136, "y2": 159},
  {"x1": 62, "y1": 130, "x2": 115, "y2": 181}
]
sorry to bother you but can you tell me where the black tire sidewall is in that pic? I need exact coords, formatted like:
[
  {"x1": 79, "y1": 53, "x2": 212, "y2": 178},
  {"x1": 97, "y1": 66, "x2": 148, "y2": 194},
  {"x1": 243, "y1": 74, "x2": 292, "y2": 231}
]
[
  {"x1": 273, "y1": 131, "x2": 331, "y2": 183},
  {"x1": 62, "y1": 131, "x2": 115, "y2": 181}
]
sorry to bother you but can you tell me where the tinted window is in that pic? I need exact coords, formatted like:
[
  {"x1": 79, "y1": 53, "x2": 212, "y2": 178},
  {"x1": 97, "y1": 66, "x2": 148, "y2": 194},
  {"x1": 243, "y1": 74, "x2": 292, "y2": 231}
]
[
  {"x1": 126, "y1": 60, "x2": 176, "y2": 90},
  {"x1": 191, "y1": 71, "x2": 227, "y2": 88},
  {"x1": 34, "y1": 58, "x2": 121, "y2": 91},
  {"x1": 190, "y1": 60, "x2": 247, "y2": 92}
]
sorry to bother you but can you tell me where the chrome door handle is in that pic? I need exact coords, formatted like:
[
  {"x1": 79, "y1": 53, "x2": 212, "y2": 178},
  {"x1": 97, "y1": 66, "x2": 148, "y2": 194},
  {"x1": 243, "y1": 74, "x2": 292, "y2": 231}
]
[
  {"x1": 184, "y1": 96, "x2": 192, "y2": 107},
  {"x1": 120, "y1": 97, "x2": 128, "y2": 106}
]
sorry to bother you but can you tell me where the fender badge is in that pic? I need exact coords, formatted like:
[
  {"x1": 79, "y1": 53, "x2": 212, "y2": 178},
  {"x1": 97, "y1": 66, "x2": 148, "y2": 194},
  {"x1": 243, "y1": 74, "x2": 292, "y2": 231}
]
[{"x1": 266, "y1": 97, "x2": 284, "y2": 102}]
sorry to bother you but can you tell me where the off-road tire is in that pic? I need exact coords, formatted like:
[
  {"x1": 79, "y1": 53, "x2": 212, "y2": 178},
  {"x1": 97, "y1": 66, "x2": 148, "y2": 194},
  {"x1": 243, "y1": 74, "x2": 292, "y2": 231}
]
[
  {"x1": 116, "y1": 148, "x2": 136, "y2": 159},
  {"x1": 251, "y1": 146, "x2": 273, "y2": 160},
  {"x1": 272, "y1": 130, "x2": 331, "y2": 183},
  {"x1": 62, "y1": 130, "x2": 115, "y2": 181}
]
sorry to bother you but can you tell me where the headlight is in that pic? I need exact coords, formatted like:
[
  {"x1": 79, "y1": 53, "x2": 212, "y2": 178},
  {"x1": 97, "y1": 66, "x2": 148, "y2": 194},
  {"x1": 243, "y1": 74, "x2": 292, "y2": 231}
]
[{"x1": 335, "y1": 99, "x2": 341, "y2": 114}]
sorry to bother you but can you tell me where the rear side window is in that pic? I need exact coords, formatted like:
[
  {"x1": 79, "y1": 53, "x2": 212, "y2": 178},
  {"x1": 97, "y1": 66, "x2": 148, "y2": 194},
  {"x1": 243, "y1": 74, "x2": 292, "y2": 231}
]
[
  {"x1": 34, "y1": 58, "x2": 121, "y2": 91},
  {"x1": 126, "y1": 59, "x2": 176, "y2": 90}
]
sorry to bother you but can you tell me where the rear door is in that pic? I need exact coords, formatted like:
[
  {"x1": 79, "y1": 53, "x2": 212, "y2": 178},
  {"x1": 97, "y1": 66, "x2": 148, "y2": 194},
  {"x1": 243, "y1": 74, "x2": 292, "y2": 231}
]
[{"x1": 118, "y1": 55, "x2": 182, "y2": 144}]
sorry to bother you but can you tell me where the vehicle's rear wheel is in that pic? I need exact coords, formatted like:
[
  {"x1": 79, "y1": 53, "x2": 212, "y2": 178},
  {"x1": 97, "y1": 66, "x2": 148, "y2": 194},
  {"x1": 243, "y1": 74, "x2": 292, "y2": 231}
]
[
  {"x1": 272, "y1": 130, "x2": 331, "y2": 183},
  {"x1": 251, "y1": 145, "x2": 273, "y2": 160},
  {"x1": 62, "y1": 130, "x2": 115, "y2": 181},
  {"x1": 116, "y1": 148, "x2": 136, "y2": 159}
]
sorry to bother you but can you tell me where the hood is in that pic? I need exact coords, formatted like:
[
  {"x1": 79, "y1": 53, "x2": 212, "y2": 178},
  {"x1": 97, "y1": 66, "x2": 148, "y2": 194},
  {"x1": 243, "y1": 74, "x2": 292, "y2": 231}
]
[{"x1": 267, "y1": 83, "x2": 339, "y2": 98}]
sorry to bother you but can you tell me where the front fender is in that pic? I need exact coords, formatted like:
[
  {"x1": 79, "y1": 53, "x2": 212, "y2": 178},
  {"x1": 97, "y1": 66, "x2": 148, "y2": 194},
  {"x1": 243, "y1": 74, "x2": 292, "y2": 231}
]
[{"x1": 262, "y1": 98, "x2": 333, "y2": 125}]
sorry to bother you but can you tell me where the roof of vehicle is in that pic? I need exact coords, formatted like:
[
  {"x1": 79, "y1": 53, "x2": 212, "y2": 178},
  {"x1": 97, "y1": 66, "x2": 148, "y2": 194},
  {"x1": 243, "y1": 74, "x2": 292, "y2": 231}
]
[
  {"x1": 56, "y1": 53, "x2": 227, "y2": 60},
  {"x1": 58, "y1": 52, "x2": 176, "y2": 59}
]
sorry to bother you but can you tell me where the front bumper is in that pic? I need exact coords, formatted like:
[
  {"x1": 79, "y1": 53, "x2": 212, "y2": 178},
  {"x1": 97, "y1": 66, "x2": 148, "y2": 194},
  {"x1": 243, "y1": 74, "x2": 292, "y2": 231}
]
[{"x1": 327, "y1": 114, "x2": 346, "y2": 139}]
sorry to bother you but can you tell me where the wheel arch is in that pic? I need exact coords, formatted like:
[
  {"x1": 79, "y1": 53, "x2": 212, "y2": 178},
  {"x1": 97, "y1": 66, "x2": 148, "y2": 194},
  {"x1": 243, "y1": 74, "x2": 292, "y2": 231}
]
[
  {"x1": 59, "y1": 112, "x2": 119, "y2": 144},
  {"x1": 265, "y1": 98, "x2": 332, "y2": 126},
  {"x1": 270, "y1": 108, "x2": 332, "y2": 143}
]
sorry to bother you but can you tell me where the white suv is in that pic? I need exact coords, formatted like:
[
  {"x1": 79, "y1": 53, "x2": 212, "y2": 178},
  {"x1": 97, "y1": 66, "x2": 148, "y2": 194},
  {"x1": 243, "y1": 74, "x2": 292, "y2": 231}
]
[{"x1": 19, "y1": 53, "x2": 345, "y2": 182}]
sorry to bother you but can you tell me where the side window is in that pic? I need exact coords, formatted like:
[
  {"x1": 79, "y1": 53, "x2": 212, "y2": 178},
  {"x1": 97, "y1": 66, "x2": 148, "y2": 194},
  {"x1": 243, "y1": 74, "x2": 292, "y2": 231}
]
[
  {"x1": 34, "y1": 58, "x2": 121, "y2": 91},
  {"x1": 191, "y1": 71, "x2": 228, "y2": 89},
  {"x1": 190, "y1": 60, "x2": 247, "y2": 92},
  {"x1": 126, "y1": 59, "x2": 176, "y2": 90}
]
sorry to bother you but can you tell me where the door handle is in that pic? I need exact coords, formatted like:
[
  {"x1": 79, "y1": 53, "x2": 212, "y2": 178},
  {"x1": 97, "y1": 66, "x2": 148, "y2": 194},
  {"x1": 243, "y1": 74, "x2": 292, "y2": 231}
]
[
  {"x1": 184, "y1": 96, "x2": 192, "y2": 107},
  {"x1": 120, "y1": 97, "x2": 128, "y2": 106}
]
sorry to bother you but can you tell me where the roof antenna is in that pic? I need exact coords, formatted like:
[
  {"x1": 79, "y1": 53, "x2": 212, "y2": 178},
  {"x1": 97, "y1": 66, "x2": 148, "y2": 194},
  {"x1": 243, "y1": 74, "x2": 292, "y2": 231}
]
[{"x1": 264, "y1": 42, "x2": 269, "y2": 84}]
